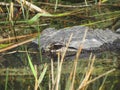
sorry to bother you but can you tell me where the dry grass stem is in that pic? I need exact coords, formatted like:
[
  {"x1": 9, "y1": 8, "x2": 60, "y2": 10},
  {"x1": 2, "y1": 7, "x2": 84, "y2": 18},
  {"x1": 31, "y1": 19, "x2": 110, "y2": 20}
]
[
  {"x1": 86, "y1": 68, "x2": 116, "y2": 87},
  {"x1": 70, "y1": 28, "x2": 88, "y2": 90},
  {"x1": 77, "y1": 56, "x2": 95, "y2": 90},
  {"x1": 9, "y1": 2, "x2": 13, "y2": 21},
  {"x1": 34, "y1": 65, "x2": 38, "y2": 90},
  {"x1": 2, "y1": 50, "x2": 38, "y2": 55},
  {"x1": 55, "y1": 34, "x2": 73, "y2": 90},
  {"x1": 0, "y1": 38, "x2": 35, "y2": 53},
  {"x1": 16, "y1": 0, "x2": 49, "y2": 14},
  {"x1": 51, "y1": 59, "x2": 55, "y2": 90},
  {"x1": 0, "y1": 2, "x2": 21, "y2": 8},
  {"x1": 0, "y1": 33, "x2": 37, "y2": 43},
  {"x1": 49, "y1": 74, "x2": 51, "y2": 90}
]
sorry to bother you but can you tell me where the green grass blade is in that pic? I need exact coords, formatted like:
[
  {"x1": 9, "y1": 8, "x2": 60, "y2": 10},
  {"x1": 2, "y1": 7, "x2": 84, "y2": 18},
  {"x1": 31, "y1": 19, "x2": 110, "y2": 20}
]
[
  {"x1": 38, "y1": 64, "x2": 48, "y2": 85},
  {"x1": 27, "y1": 53, "x2": 37, "y2": 79},
  {"x1": 27, "y1": 13, "x2": 52, "y2": 24},
  {"x1": 5, "y1": 68, "x2": 9, "y2": 90},
  {"x1": 27, "y1": 11, "x2": 72, "y2": 24},
  {"x1": 99, "y1": 75, "x2": 108, "y2": 90},
  {"x1": 65, "y1": 78, "x2": 72, "y2": 90}
]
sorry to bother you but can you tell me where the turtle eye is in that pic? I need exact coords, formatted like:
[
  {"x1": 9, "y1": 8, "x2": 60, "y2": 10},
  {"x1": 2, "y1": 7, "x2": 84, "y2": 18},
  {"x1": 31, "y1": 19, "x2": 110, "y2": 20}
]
[
  {"x1": 41, "y1": 48, "x2": 45, "y2": 53},
  {"x1": 53, "y1": 44, "x2": 63, "y2": 50}
]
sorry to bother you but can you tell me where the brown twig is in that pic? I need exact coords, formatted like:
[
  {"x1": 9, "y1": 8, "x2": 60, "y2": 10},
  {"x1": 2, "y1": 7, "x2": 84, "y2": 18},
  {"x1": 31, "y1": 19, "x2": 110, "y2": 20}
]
[
  {"x1": 0, "y1": 33, "x2": 37, "y2": 43},
  {"x1": 0, "y1": 38, "x2": 35, "y2": 53}
]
